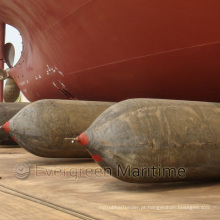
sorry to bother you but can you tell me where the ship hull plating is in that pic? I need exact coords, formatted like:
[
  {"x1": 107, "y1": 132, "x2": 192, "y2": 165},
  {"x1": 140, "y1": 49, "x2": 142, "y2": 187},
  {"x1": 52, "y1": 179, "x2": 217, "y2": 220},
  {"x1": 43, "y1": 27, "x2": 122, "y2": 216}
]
[{"x1": 0, "y1": 1, "x2": 220, "y2": 102}]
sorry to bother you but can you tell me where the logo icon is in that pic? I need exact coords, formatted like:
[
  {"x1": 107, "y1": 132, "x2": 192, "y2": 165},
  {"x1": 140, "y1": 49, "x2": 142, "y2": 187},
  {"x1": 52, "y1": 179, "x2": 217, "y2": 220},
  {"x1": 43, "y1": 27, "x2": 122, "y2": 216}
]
[{"x1": 14, "y1": 163, "x2": 30, "y2": 179}]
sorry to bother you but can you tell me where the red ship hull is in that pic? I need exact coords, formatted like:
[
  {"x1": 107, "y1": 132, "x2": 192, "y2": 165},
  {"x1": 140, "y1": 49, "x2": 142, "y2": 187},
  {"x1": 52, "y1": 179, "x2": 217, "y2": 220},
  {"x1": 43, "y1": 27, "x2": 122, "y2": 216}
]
[{"x1": 0, "y1": 0, "x2": 220, "y2": 102}]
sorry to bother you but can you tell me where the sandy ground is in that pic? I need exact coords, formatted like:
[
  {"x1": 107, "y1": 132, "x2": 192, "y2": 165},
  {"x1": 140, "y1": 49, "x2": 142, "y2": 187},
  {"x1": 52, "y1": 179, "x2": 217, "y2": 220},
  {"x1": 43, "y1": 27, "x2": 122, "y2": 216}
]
[{"x1": 0, "y1": 146, "x2": 219, "y2": 220}]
